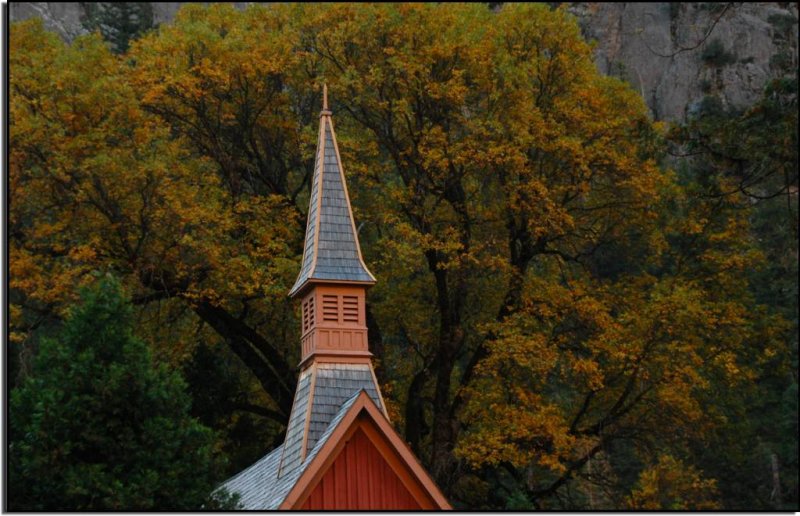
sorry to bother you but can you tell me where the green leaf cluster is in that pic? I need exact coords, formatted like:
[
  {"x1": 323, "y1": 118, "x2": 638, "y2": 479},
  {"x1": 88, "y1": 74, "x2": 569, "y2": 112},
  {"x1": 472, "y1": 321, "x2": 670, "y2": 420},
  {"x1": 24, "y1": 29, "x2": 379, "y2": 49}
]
[{"x1": 8, "y1": 276, "x2": 232, "y2": 510}]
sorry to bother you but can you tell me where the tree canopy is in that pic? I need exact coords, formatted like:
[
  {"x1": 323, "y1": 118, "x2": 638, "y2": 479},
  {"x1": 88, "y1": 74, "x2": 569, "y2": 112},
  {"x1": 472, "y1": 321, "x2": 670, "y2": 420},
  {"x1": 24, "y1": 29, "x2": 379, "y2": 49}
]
[{"x1": 9, "y1": 3, "x2": 797, "y2": 509}]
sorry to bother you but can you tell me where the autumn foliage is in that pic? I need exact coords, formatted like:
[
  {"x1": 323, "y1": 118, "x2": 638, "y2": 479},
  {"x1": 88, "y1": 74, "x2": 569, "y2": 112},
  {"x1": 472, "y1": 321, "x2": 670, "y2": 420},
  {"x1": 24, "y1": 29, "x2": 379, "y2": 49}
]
[{"x1": 9, "y1": 3, "x2": 796, "y2": 510}]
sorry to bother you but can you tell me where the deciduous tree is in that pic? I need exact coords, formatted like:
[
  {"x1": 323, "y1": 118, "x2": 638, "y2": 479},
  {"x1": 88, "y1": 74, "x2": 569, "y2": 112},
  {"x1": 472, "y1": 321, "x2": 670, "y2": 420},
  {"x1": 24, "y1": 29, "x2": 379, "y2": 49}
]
[{"x1": 9, "y1": 5, "x2": 795, "y2": 509}]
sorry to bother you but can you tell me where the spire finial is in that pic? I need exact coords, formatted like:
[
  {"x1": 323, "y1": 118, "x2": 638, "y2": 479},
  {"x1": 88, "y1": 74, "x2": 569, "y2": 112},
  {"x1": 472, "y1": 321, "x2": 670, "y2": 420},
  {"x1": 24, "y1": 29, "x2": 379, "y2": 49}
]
[{"x1": 322, "y1": 83, "x2": 328, "y2": 111}]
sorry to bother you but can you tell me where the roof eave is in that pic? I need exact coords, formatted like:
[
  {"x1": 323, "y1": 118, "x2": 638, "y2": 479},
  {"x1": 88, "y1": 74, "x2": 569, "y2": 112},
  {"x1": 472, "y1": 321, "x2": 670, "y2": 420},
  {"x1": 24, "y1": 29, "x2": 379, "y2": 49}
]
[{"x1": 288, "y1": 276, "x2": 377, "y2": 299}]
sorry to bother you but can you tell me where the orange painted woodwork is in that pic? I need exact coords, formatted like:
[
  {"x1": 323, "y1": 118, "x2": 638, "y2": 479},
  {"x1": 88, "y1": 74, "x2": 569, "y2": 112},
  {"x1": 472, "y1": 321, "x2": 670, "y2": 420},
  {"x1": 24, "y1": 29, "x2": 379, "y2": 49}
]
[
  {"x1": 299, "y1": 285, "x2": 370, "y2": 366},
  {"x1": 216, "y1": 88, "x2": 450, "y2": 510},
  {"x1": 299, "y1": 427, "x2": 421, "y2": 510},
  {"x1": 279, "y1": 391, "x2": 450, "y2": 510}
]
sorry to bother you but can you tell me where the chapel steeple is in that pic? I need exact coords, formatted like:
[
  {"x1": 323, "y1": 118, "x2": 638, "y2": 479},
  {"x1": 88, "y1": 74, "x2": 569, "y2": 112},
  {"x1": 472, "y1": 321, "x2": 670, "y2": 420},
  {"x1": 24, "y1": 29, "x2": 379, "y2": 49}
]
[
  {"x1": 288, "y1": 84, "x2": 376, "y2": 299},
  {"x1": 289, "y1": 85, "x2": 376, "y2": 367},
  {"x1": 217, "y1": 86, "x2": 450, "y2": 510}
]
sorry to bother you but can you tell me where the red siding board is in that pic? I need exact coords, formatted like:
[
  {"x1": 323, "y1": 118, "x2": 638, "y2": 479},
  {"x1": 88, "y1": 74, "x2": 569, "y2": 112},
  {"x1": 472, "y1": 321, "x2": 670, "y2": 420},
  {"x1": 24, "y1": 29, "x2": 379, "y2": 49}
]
[
  {"x1": 383, "y1": 460, "x2": 391, "y2": 506},
  {"x1": 346, "y1": 438, "x2": 358, "y2": 508},
  {"x1": 301, "y1": 428, "x2": 422, "y2": 510},
  {"x1": 322, "y1": 469, "x2": 333, "y2": 509},
  {"x1": 359, "y1": 440, "x2": 377, "y2": 507},
  {"x1": 377, "y1": 433, "x2": 386, "y2": 506},
  {"x1": 334, "y1": 450, "x2": 346, "y2": 506}
]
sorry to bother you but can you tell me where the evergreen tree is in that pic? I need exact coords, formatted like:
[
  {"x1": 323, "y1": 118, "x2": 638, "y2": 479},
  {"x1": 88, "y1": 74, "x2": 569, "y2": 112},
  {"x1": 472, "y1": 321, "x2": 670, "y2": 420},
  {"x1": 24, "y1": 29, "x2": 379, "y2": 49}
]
[
  {"x1": 8, "y1": 275, "x2": 235, "y2": 510},
  {"x1": 80, "y1": 2, "x2": 154, "y2": 53},
  {"x1": 9, "y1": 5, "x2": 797, "y2": 508}
]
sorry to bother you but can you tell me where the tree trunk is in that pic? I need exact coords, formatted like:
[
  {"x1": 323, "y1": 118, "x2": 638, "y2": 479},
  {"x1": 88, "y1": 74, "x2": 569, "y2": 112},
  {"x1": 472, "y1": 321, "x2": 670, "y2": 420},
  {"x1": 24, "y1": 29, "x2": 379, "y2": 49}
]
[
  {"x1": 193, "y1": 301, "x2": 296, "y2": 418},
  {"x1": 424, "y1": 249, "x2": 465, "y2": 489},
  {"x1": 405, "y1": 368, "x2": 429, "y2": 456},
  {"x1": 771, "y1": 453, "x2": 782, "y2": 509}
]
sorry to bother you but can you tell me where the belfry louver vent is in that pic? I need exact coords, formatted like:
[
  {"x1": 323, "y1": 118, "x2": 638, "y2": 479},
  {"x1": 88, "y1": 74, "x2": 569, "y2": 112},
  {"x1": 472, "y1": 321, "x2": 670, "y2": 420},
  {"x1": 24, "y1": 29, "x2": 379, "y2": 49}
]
[
  {"x1": 302, "y1": 297, "x2": 315, "y2": 333},
  {"x1": 342, "y1": 296, "x2": 358, "y2": 323},
  {"x1": 322, "y1": 295, "x2": 339, "y2": 322}
]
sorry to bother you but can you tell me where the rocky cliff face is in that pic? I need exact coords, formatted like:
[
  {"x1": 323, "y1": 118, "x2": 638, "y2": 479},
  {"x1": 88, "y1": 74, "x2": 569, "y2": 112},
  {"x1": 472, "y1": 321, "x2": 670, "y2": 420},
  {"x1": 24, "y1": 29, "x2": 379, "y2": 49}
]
[
  {"x1": 9, "y1": 2, "x2": 798, "y2": 122},
  {"x1": 567, "y1": 2, "x2": 798, "y2": 121},
  {"x1": 8, "y1": 2, "x2": 247, "y2": 37}
]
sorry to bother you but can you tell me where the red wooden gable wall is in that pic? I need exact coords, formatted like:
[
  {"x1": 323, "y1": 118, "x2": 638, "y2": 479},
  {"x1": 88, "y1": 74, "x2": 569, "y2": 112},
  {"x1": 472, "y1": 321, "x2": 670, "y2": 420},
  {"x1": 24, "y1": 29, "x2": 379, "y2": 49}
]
[{"x1": 300, "y1": 427, "x2": 422, "y2": 510}]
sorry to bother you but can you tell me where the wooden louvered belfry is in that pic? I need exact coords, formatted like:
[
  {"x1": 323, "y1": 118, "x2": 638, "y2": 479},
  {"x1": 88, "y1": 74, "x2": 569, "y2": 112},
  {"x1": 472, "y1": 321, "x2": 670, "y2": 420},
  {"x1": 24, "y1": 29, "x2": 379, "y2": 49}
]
[{"x1": 217, "y1": 86, "x2": 451, "y2": 510}]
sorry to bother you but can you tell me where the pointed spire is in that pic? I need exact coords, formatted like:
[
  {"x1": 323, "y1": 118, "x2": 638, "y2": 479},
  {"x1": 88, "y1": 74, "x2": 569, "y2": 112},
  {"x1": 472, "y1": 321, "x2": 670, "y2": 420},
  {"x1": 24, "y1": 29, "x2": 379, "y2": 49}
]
[
  {"x1": 288, "y1": 87, "x2": 376, "y2": 298},
  {"x1": 320, "y1": 83, "x2": 332, "y2": 116}
]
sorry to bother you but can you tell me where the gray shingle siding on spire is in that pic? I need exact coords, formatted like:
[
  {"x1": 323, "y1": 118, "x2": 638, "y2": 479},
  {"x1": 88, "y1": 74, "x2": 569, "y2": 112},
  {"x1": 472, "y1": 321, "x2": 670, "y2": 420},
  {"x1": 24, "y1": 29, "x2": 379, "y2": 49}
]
[
  {"x1": 289, "y1": 117, "x2": 375, "y2": 297},
  {"x1": 294, "y1": 142, "x2": 321, "y2": 289},
  {"x1": 217, "y1": 391, "x2": 362, "y2": 510},
  {"x1": 302, "y1": 389, "x2": 361, "y2": 465},
  {"x1": 277, "y1": 368, "x2": 312, "y2": 477},
  {"x1": 216, "y1": 364, "x2": 383, "y2": 509},
  {"x1": 306, "y1": 363, "x2": 383, "y2": 453}
]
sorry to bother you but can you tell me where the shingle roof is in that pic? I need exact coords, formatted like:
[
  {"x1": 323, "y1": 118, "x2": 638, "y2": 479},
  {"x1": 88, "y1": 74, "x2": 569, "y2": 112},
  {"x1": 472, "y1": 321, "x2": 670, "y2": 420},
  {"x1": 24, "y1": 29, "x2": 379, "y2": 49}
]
[
  {"x1": 277, "y1": 368, "x2": 313, "y2": 477},
  {"x1": 288, "y1": 101, "x2": 376, "y2": 298},
  {"x1": 217, "y1": 391, "x2": 361, "y2": 510},
  {"x1": 306, "y1": 363, "x2": 383, "y2": 453},
  {"x1": 216, "y1": 364, "x2": 384, "y2": 509}
]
